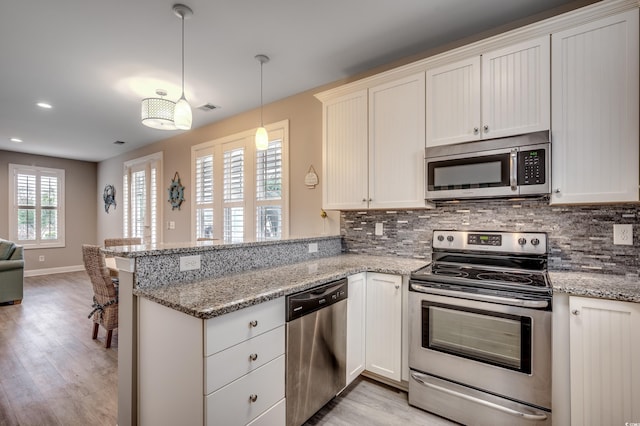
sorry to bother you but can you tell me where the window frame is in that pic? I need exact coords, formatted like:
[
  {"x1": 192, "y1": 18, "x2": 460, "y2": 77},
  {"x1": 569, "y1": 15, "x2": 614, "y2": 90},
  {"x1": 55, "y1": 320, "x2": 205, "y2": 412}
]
[
  {"x1": 8, "y1": 163, "x2": 66, "y2": 249},
  {"x1": 191, "y1": 120, "x2": 289, "y2": 243}
]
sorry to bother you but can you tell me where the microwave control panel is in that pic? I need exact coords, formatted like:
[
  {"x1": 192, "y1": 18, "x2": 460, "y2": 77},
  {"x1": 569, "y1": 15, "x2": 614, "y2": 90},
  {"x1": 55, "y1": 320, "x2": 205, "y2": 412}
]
[{"x1": 518, "y1": 149, "x2": 546, "y2": 185}]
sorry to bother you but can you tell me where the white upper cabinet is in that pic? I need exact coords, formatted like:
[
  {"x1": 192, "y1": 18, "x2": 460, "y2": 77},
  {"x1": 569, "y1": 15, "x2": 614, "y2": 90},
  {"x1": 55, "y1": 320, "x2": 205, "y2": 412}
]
[
  {"x1": 426, "y1": 57, "x2": 481, "y2": 147},
  {"x1": 426, "y1": 36, "x2": 550, "y2": 147},
  {"x1": 551, "y1": 10, "x2": 639, "y2": 204},
  {"x1": 321, "y1": 90, "x2": 369, "y2": 210},
  {"x1": 368, "y1": 72, "x2": 426, "y2": 209},
  {"x1": 320, "y1": 72, "x2": 426, "y2": 210}
]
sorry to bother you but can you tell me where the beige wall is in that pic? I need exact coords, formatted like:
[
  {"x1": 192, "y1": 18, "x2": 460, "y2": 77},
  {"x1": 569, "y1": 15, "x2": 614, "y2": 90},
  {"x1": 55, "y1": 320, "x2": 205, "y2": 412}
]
[
  {"x1": 97, "y1": 87, "x2": 342, "y2": 245},
  {"x1": 96, "y1": 0, "x2": 597, "y2": 246},
  {"x1": 0, "y1": 150, "x2": 97, "y2": 271}
]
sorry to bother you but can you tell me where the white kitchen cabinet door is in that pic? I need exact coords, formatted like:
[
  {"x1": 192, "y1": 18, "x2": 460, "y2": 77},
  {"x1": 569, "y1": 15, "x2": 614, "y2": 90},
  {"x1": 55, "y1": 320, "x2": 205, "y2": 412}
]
[
  {"x1": 551, "y1": 10, "x2": 639, "y2": 204},
  {"x1": 322, "y1": 90, "x2": 369, "y2": 210},
  {"x1": 346, "y1": 273, "x2": 367, "y2": 386},
  {"x1": 569, "y1": 296, "x2": 640, "y2": 426},
  {"x1": 426, "y1": 56, "x2": 481, "y2": 147},
  {"x1": 365, "y1": 273, "x2": 402, "y2": 381},
  {"x1": 368, "y1": 72, "x2": 426, "y2": 209},
  {"x1": 481, "y1": 36, "x2": 550, "y2": 140}
]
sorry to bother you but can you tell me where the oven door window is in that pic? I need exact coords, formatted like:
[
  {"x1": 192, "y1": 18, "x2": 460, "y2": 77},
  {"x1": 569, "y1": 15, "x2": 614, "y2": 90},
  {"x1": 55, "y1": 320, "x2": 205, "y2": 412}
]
[
  {"x1": 421, "y1": 301, "x2": 532, "y2": 374},
  {"x1": 428, "y1": 153, "x2": 510, "y2": 191}
]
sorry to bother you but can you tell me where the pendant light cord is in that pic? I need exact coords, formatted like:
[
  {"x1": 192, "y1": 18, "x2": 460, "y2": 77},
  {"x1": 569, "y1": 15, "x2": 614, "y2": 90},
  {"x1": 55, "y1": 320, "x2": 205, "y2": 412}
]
[
  {"x1": 181, "y1": 13, "x2": 185, "y2": 95},
  {"x1": 260, "y1": 60, "x2": 264, "y2": 126}
]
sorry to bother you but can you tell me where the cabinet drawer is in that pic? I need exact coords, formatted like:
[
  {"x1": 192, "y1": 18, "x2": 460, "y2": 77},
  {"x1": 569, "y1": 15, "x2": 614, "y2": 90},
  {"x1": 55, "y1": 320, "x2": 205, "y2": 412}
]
[
  {"x1": 205, "y1": 325, "x2": 285, "y2": 394},
  {"x1": 205, "y1": 297, "x2": 285, "y2": 356},
  {"x1": 247, "y1": 398, "x2": 285, "y2": 426},
  {"x1": 206, "y1": 356, "x2": 285, "y2": 426}
]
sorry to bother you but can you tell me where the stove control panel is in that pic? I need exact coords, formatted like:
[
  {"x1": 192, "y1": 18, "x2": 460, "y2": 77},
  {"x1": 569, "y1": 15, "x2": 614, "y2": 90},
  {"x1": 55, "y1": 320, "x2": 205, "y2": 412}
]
[{"x1": 433, "y1": 230, "x2": 547, "y2": 254}]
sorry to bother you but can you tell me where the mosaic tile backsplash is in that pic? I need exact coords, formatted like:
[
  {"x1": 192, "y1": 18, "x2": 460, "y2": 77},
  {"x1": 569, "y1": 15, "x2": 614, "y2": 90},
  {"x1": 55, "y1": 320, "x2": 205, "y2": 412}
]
[{"x1": 341, "y1": 199, "x2": 640, "y2": 277}]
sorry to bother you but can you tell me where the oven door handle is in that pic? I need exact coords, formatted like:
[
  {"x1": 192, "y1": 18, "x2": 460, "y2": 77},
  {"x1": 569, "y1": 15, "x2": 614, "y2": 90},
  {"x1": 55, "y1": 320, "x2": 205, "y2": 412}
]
[
  {"x1": 410, "y1": 283, "x2": 549, "y2": 309},
  {"x1": 410, "y1": 371, "x2": 548, "y2": 421}
]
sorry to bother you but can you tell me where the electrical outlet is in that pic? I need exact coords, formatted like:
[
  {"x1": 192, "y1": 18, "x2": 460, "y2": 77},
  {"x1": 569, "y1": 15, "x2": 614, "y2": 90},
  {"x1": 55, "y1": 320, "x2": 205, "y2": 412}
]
[
  {"x1": 308, "y1": 243, "x2": 318, "y2": 253},
  {"x1": 167, "y1": 221, "x2": 175, "y2": 230},
  {"x1": 375, "y1": 223, "x2": 384, "y2": 236},
  {"x1": 180, "y1": 255, "x2": 201, "y2": 271},
  {"x1": 613, "y1": 224, "x2": 633, "y2": 245},
  {"x1": 39, "y1": 255, "x2": 45, "y2": 262}
]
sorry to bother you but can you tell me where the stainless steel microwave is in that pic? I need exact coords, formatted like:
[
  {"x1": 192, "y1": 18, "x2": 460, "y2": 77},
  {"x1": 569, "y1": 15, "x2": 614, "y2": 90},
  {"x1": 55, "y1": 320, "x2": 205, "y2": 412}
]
[{"x1": 425, "y1": 131, "x2": 550, "y2": 200}]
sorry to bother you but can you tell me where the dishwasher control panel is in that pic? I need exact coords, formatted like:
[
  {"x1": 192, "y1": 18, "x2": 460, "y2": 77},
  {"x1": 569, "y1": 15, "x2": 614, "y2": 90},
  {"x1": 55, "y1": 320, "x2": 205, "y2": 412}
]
[{"x1": 286, "y1": 278, "x2": 348, "y2": 321}]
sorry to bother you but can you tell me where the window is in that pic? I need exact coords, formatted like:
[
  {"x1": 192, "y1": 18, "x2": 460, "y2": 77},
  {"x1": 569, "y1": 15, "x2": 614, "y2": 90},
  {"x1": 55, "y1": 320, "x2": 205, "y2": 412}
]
[
  {"x1": 191, "y1": 120, "x2": 289, "y2": 243},
  {"x1": 123, "y1": 153, "x2": 162, "y2": 245},
  {"x1": 8, "y1": 164, "x2": 65, "y2": 248}
]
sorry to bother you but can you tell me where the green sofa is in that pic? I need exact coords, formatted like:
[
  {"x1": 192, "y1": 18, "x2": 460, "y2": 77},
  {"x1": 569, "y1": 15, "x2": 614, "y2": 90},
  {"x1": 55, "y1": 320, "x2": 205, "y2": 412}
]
[{"x1": 0, "y1": 239, "x2": 24, "y2": 304}]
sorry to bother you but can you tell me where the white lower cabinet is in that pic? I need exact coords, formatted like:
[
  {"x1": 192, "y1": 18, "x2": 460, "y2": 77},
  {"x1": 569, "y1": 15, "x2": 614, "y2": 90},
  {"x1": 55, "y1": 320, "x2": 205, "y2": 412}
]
[
  {"x1": 206, "y1": 356, "x2": 285, "y2": 426},
  {"x1": 568, "y1": 296, "x2": 640, "y2": 426},
  {"x1": 365, "y1": 273, "x2": 403, "y2": 382},
  {"x1": 346, "y1": 273, "x2": 367, "y2": 386},
  {"x1": 138, "y1": 297, "x2": 285, "y2": 426}
]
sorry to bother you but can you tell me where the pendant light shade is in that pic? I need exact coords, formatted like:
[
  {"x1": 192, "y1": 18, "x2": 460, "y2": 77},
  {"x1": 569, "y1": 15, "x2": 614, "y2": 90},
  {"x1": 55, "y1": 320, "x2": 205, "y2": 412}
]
[
  {"x1": 255, "y1": 126, "x2": 269, "y2": 150},
  {"x1": 255, "y1": 54, "x2": 270, "y2": 151},
  {"x1": 141, "y1": 90, "x2": 177, "y2": 130},
  {"x1": 174, "y1": 95, "x2": 192, "y2": 130},
  {"x1": 173, "y1": 4, "x2": 192, "y2": 130}
]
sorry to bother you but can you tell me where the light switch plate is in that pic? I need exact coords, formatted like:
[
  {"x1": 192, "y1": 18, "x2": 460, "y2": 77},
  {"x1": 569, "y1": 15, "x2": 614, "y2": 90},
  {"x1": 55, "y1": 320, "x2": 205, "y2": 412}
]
[
  {"x1": 613, "y1": 224, "x2": 633, "y2": 245},
  {"x1": 180, "y1": 255, "x2": 201, "y2": 271},
  {"x1": 308, "y1": 243, "x2": 318, "y2": 253}
]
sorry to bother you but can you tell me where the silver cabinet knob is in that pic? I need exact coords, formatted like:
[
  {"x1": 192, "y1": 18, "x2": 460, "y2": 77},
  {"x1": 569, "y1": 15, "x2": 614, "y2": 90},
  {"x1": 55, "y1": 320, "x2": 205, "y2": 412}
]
[
  {"x1": 249, "y1": 320, "x2": 258, "y2": 328},
  {"x1": 368, "y1": 198, "x2": 372, "y2": 202},
  {"x1": 394, "y1": 284, "x2": 400, "y2": 290},
  {"x1": 571, "y1": 309, "x2": 580, "y2": 316},
  {"x1": 249, "y1": 353, "x2": 258, "y2": 361},
  {"x1": 554, "y1": 189, "x2": 561, "y2": 194},
  {"x1": 473, "y1": 127, "x2": 479, "y2": 134},
  {"x1": 249, "y1": 394, "x2": 258, "y2": 403},
  {"x1": 362, "y1": 198, "x2": 367, "y2": 203},
  {"x1": 483, "y1": 125, "x2": 489, "y2": 132}
]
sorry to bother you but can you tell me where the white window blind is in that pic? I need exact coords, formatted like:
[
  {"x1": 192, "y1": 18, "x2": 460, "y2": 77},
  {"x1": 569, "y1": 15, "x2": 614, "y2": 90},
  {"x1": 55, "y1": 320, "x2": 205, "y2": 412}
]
[
  {"x1": 195, "y1": 153, "x2": 214, "y2": 239},
  {"x1": 9, "y1": 164, "x2": 65, "y2": 248},
  {"x1": 123, "y1": 153, "x2": 162, "y2": 245},
  {"x1": 191, "y1": 120, "x2": 289, "y2": 243},
  {"x1": 223, "y1": 147, "x2": 245, "y2": 243},
  {"x1": 256, "y1": 139, "x2": 283, "y2": 240}
]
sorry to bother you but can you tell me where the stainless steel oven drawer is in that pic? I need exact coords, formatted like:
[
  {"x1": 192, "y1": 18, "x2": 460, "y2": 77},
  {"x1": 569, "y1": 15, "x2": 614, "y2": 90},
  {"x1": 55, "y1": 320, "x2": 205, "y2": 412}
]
[{"x1": 409, "y1": 371, "x2": 551, "y2": 426}]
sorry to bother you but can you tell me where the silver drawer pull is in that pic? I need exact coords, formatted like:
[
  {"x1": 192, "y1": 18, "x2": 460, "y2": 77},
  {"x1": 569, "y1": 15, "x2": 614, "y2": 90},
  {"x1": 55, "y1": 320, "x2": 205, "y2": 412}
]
[
  {"x1": 249, "y1": 320, "x2": 258, "y2": 328},
  {"x1": 249, "y1": 353, "x2": 258, "y2": 361},
  {"x1": 249, "y1": 394, "x2": 258, "y2": 403}
]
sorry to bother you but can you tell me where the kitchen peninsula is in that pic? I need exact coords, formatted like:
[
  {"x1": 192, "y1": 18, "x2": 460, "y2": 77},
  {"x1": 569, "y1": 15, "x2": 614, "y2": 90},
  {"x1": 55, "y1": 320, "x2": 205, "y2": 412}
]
[{"x1": 104, "y1": 236, "x2": 427, "y2": 426}]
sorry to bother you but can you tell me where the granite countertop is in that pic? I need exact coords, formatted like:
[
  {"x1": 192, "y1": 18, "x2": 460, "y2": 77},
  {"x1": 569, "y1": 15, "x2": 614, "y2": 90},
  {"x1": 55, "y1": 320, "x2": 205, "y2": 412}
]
[
  {"x1": 550, "y1": 271, "x2": 640, "y2": 303},
  {"x1": 102, "y1": 235, "x2": 339, "y2": 258},
  {"x1": 133, "y1": 254, "x2": 428, "y2": 319}
]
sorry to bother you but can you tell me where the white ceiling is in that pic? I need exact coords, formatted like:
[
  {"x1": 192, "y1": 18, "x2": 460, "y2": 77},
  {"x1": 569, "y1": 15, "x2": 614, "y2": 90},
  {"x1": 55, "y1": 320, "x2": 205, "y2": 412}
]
[{"x1": 0, "y1": 0, "x2": 580, "y2": 162}]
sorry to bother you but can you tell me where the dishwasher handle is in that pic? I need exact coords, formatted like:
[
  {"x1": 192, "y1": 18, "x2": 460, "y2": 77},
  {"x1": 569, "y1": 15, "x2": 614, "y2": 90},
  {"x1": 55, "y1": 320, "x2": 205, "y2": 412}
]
[{"x1": 286, "y1": 278, "x2": 348, "y2": 321}]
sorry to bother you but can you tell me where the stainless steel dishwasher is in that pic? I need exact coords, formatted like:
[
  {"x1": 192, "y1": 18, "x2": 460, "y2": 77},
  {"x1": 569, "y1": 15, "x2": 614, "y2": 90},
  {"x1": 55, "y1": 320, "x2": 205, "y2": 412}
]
[{"x1": 286, "y1": 278, "x2": 348, "y2": 426}]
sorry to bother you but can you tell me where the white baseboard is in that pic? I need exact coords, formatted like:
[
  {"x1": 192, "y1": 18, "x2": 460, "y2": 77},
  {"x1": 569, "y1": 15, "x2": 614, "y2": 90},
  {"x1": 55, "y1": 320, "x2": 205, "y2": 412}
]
[{"x1": 24, "y1": 264, "x2": 85, "y2": 277}]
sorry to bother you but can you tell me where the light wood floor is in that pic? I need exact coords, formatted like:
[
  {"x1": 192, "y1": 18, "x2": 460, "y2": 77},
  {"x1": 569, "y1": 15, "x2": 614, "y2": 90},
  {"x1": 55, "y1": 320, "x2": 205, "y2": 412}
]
[{"x1": 0, "y1": 271, "x2": 456, "y2": 426}]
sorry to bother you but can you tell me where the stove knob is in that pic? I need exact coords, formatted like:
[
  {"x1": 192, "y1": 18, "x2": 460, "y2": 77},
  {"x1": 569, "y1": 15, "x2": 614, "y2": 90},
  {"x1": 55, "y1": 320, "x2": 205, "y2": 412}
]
[
  {"x1": 518, "y1": 237, "x2": 527, "y2": 246},
  {"x1": 531, "y1": 238, "x2": 540, "y2": 246},
  {"x1": 446, "y1": 235, "x2": 454, "y2": 242},
  {"x1": 437, "y1": 235, "x2": 444, "y2": 242}
]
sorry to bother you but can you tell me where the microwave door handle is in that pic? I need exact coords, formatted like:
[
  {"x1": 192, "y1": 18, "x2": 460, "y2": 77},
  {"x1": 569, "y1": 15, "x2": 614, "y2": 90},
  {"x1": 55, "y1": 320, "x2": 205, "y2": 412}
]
[{"x1": 510, "y1": 149, "x2": 518, "y2": 191}]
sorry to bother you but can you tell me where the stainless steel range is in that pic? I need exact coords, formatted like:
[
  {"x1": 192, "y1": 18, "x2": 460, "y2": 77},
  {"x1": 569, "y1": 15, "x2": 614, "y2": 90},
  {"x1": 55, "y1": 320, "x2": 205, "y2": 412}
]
[{"x1": 409, "y1": 230, "x2": 552, "y2": 426}]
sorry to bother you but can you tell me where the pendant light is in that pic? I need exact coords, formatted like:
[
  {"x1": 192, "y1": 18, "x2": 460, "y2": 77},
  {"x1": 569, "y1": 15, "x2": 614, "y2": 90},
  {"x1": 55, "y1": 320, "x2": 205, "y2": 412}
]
[
  {"x1": 141, "y1": 89, "x2": 177, "y2": 130},
  {"x1": 255, "y1": 54, "x2": 270, "y2": 151},
  {"x1": 173, "y1": 4, "x2": 193, "y2": 130}
]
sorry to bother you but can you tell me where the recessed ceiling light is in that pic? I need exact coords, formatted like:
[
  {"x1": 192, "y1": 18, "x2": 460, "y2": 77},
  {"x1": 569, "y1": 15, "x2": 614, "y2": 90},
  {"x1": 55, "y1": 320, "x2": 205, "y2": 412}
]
[
  {"x1": 114, "y1": 140, "x2": 126, "y2": 145},
  {"x1": 10, "y1": 137, "x2": 23, "y2": 143},
  {"x1": 36, "y1": 102, "x2": 52, "y2": 109}
]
